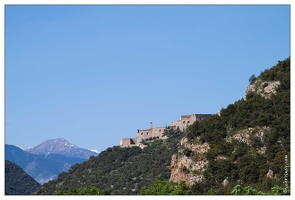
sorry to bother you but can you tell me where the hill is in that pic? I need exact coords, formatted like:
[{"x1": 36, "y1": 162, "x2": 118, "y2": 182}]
[
  {"x1": 34, "y1": 57, "x2": 290, "y2": 195},
  {"x1": 35, "y1": 128, "x2": 184, "y2": 194},
  {"x1": 170, "y1": 57, "x2": 290, "y2": 194},
  {"x1": 5, "y1": 144, "x2": 87, "y2": 184},
  {"x1": 5, "y1": 160, "x2": 40, "y2": 195}
]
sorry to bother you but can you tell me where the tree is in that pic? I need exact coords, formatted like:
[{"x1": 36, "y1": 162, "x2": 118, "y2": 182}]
[
  {"x1": 54, "y1": 185, "x2": 112, "y2": 195},
  {"x1": 230, "y1": 184, "x2": 290, "y2": 195},
  {"x1": 231, "y1": 185, "x2": 243, "y2": 195},
  {"x1": 140, "y1": 175, "x2": 192, "y2": 195},
  {"x1": 249, "y1": 74, "x2": 257, "y2": 83}
]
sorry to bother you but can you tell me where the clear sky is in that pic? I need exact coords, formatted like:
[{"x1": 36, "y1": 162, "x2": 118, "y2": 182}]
[{"x1": 5, "y1": 5, "x2": 290, "y2": 152}]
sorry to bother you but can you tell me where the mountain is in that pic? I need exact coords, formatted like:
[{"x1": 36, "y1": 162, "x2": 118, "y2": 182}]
[
  {"x1": 34, "y1": 129, "x2": 185, "y2": 195},
  {"x1": 5, "y1": 160, "x2": 40, "y2": 195},
  {"x1": 5, "y1": 144, "x2": 87, "y2": 184},
  {"x1": 170, "y1": 57, "x2": 290, "y2": 194},
  {"x1": 26, "y1": 138, "x2": 98, "y2": 159},
  {"x1": 33, "y1": 57, "x2": 290, "y2": 195}
]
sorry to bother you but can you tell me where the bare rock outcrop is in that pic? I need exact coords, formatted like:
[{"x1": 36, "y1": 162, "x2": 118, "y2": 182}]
[
  {"x1": 267, "y1": 169, "x2": 274, "y2": 179},
  {"x1": 226, "y1": 127, "x2": 269, "y2": 145},
  {"x1": 244, "y1": 80, "x2": 280, "y2": 100},
  {"x1": 170, "y1": 127, "x2": 270, "y2": 186},
  {"x1": 170, "y1": 137, "x2": 209, "y2": 186}
]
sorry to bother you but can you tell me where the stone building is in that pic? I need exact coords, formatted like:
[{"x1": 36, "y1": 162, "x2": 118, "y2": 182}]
[
  {"x1": 170, "y1": 114, "x2": 212, "y2": 131},
  {"x1": 119, "y1": 113, "x2": 212, "y2": 148}
]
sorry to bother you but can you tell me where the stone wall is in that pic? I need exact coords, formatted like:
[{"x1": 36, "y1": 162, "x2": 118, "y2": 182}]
[
  {"x1": 119, "y1": 138, "x2": 136, "y2": 147},
  {"x1": 119, "y1": 114, "x2": 213, "y2": 148},
  {"x1": 136, "y1": 125, "x2": 167, "y2": 142},
  {"x1": 171, "y1": 114, "x2": 213, "y2": 131}
]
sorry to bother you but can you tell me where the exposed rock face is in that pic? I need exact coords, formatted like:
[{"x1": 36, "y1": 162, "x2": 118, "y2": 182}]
[
  {"x1": 267, "y1": 169, "x2": 274, "y2": 179},
  {"x1": 257, "y1": 146, "x2": 266, "y2": 155},
  {"x1": 226, "y1": 126, "x2": 269, "y2": 157},
  {"x1": 180, "y1": 137, "x2": 210, "y2": 153},
  {"x1": 170, "y1": 127, "x2": 271, "y2": 187},
  {"x1": 215, "y1": 155, "x2": 227, "y2": 160},
  {"x1": 226, "y1": 126, "x2": 269, "y2": 146},
  {"x1": 170, "y1": 137, "x2": 209, "y2": 186},
  {"x1": 222, "y1": 178, "x2": 229, "y2": 186},
  {"x1": 244, "y1": 80, "x2": 280, "y2": 100}
]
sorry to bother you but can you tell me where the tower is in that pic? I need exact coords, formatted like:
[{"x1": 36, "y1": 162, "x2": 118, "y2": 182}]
[{"x1": 150, "y1": 122, "x2": 153, "y2": 129}]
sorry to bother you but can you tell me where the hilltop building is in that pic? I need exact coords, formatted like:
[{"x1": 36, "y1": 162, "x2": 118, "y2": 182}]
[{"x1": 119, "y1": 114, "x2": 212, "y2": 148}]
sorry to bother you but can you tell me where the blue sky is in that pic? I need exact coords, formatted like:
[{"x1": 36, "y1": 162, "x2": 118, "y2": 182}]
[{"x1": 5, "y1": 5, "x2": 290, "y2": 152}]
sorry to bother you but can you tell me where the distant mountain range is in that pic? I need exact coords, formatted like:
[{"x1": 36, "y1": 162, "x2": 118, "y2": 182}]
[
  {"x1": 5, "y1": 138, "x2": 99, "y2": 184},
  {"x1": 26, "y1": 138, "x2": 98, "y2": 159}
]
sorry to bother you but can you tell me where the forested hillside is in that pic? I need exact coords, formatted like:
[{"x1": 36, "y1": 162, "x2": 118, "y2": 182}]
[
  {"x1": 5, "y1": 160, "x2": 41, "y2": 195},
  {"x1": 35, "y1": 128, "x2": 184, "y2": 194},
  {"x1": 34, "y1": 57, "x2": 290, "y2": 195},
  {"x1": 179, "y1": 57, "x2": 290, "y2": 194}
]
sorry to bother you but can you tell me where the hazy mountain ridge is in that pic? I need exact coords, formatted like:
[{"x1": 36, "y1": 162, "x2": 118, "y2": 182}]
[{"x1": 5, "y1": 144, "x2": 88, "y2": 184}]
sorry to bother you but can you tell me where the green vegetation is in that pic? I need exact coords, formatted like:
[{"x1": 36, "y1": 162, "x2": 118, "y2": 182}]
[
  {"x1": 54, "y1": 185, "x2": 112, "y2": 195},
  {"x1": 34, "y1": 57, "x2": 290, "y2": 195},
  {"x1": 141, "y1": 175, "x2": 192, "y2": 195},
  {"x1": 5, "y1": 160, "x2": 41, "y2": 195},
  {"x1": 249, "y1": 74, "x2": 257, "y2": 83},
  {"x1": 187, "y1": 57, "x2": 290, "y2": 195},
  {"x1": 230, "y1": 184, "x2": 290, "y2": 195},
  {"x1": 35, "y1": 128, "x2": 184, "y2": 195}
]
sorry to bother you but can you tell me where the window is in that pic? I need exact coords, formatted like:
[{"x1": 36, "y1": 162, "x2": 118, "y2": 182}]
[
  {"x1": 146, "y1": 132, "x2": 149, "y2": 135},
  {"x1": 183, "y1": 121, "x2": 185, "y2": 124},
  {"x1": 141, "y1": 132, "x2": 143, "y2": 135},
  {"x1": 187, "y1": 121, "x2": 190, "y2": 124}
]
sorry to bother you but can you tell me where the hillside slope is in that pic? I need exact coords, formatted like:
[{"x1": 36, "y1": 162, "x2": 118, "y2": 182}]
[
  {"x1": 5, "y1": 160, "x2": 40, "y2": 195},
  {"x1": 170, "y1": 57, "x2": 290, "y2": 194},
  {"x1": 5, "y1": 144, "x2": 87, "y2": 184},
  {"x1": 34, "y1": 57, "x2": 289, "y2": 195},
  {"x1": 34, "y1": 129, "x2": 184, "y2": 195}
]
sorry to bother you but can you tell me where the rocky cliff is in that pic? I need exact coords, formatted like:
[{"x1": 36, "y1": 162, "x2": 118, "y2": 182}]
[
  {"x1": 169, "y1": 58, "x2": 289, "y2": 190},
  {"x1": 170, "y1": 137, "x2": 209, "y2": 186},
  {"x1": 170, "y1": 126, "x2": 272, "y2": 187},
  {"x1": 244, "y1": 79, "x2": 280, "y2": 100}
]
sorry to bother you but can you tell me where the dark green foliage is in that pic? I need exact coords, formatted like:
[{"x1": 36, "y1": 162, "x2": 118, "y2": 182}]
[
  {"x1": 54, "y1": 185, "x2": 112, "y2": 195},
  {"x1": 34, "y1": 57, "x2": 290, "y2": 195},
  {"x1": 249, "y1": 74, "x2": 257, "y2": 83},
  {"x1": 189, "y1": 57, "x2": 290, "y2": 195},
  {"x1": 140, "y1": 175, "x2": 192, "y2": 195},
  {"x1": 230, "y1": 184, "x2": 290, "y2": 195},
  {"x1": 5, "y1": 160, "x2": 40, "y2": 195},
  {"x1": 35, "y1": 129, "x2": 185, "y2": 195}
]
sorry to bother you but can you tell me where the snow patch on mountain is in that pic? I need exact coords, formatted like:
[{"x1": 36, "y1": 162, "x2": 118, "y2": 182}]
[
  {"x1": 26, "y1": 138, "x2": 98, "y2": 159},
  {"x1": 89, "y1": 149, "x2": 100, "y2": 154}
]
